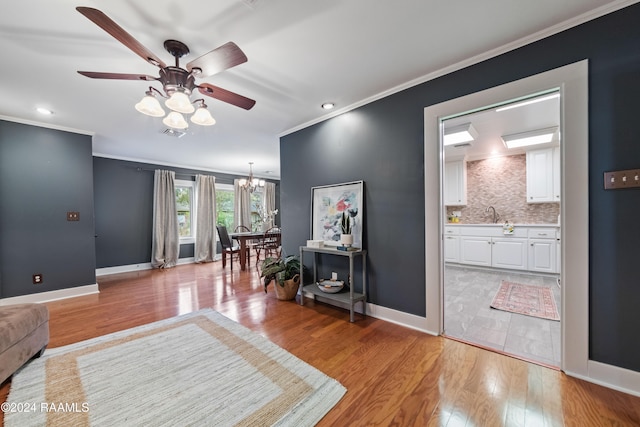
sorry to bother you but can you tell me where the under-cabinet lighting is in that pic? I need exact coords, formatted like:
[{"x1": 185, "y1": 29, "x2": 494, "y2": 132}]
[
  {"x1": 501, "y1": 127, "x2": 558, "y2": 149},
  {"x1": 443, "y1": 123, "x2": 478, "y2": 146}
]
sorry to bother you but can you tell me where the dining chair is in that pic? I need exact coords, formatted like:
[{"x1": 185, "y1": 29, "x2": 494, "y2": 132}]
[
  {"x1": 234, "y1": 225, "x2": 257, "y2": 259},
  {"x1": 255, "y1": 227, "x2": 281, "y2": 261},
  {"x1": 216, "y1": 225, "x2": 249, "y2": 270}
]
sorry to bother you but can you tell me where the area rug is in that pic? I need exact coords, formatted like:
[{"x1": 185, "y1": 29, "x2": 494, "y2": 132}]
[
  {"x1": 490, "y1": 281, "x2": 560, "y2": 321},
  {"x1": 4, "y1": 309, "x2": 346, "y2": 427}
]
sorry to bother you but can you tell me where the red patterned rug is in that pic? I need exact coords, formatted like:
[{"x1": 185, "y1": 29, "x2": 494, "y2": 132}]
[{"x1": 490, "y1": 281, "x2": 560, "y2": 321}]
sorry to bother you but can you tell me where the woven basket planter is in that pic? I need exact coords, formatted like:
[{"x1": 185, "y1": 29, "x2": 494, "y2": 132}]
[{"x1": 273, "y1": 274, "x2": 300, "y2": 301}]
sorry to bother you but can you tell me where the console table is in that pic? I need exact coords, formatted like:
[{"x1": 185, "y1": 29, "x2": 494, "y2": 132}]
[{"x1": 299, "y1": 246, "x2": 367, "y2": 322}]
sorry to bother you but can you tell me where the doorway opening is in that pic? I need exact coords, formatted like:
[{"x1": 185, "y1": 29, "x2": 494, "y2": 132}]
[
  {"x1": 441, "y1": 92, "x2": 562, "y2": 367},
  {"x1": 423, "y1": 60, "x2": 589, "y2": 376}
]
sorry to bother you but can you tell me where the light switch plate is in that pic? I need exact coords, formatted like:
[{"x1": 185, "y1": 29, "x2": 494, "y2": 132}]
[{"x1": 603, "y1": 169, "x2": 640, "y2": 190}]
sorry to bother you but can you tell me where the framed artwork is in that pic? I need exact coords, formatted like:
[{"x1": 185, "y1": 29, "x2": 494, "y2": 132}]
[{"x1": 311, "y1": 180, "x2": 364, "y2": 248}]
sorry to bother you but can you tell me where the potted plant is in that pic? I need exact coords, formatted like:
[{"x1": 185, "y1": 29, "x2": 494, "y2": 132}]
[
  {"x1": 259, "y1": 255, "x2": 301, "y2": 300},
  {"x1": 339, "y1": 211, "x2": 353, "y2": 247}
]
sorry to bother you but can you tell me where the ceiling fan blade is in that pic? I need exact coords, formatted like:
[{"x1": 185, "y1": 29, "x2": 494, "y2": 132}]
[
  {"x1": 77, "y1": 7, "x2": 167, "y2": 68},
  {"x1": 197, "y1": 83, "x2": 256, "y2": 110},
  {"x1": 78, "y1": 71, "x2": 158, "y2": 81},
  {"x1": 187, "y1": 42, "x2": 247, "y2": 77}
]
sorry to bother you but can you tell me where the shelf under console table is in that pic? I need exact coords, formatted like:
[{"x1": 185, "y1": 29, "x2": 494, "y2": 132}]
[{"x1": 299, "y1": 246, "x2": 367, "y2": 322}]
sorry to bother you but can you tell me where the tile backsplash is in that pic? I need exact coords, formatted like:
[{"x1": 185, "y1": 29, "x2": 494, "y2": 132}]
[{"x1": 446, "y1": 154, "x2": 560, "y2": 224}]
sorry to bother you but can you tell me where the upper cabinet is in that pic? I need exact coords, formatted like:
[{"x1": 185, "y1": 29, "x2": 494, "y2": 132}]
[
  {"x1": 444, "y1": 160, "x2": 467, "y2": 206},
  {"x1": 526, "y1": 147, "x2": 560, "y2": 203}
]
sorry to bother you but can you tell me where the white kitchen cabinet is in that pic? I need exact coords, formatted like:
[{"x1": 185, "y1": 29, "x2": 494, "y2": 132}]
[
  {"x1": 444, "y1": 160, "x2": 467, "y2": 206},
  {"x1": 526, "y1": 147, "x2": 560, "y2": 203},
  {"x1": 528, "y1": 239, "x2": 557, "y2": 273},
  {"x1": 527, "y1": 228, "x2": 558, "y2": 273},
  {"x1": 492, "y1": 237, "x2": 528, "y2": 270},
  {"x1": 460, "y1": 236, "x2": 492, "y2": 266},
  {"x1": 444, "y1": 226, "x2": 460, "y2": 263},
  {"x1": 444, "y1": 235, "x2": 460, "y2": 263},
  {"x1": 446, "y1": 225, "x2": 560, "y2": 274}
]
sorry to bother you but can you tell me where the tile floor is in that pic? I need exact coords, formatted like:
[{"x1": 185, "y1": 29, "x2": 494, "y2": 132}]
[{"x1": 444, "y1": 264, "x2": 561, "y2": 367}]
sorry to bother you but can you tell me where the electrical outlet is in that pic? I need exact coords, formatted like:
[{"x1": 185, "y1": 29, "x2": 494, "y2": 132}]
[
  {"x1": 603, "y1": 169, "x2": 640, "y2": 190},
  {"x1": 33, "y1": 274, "x2": 43, "y2": 284},
  {"x1": 67, "y1": 211, "x2": 80, "y2": 221}
]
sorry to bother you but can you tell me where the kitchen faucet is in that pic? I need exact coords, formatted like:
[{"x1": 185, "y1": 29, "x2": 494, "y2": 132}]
[{"x1": 485, "y1": 205, "x2": 500, "y2": 223}]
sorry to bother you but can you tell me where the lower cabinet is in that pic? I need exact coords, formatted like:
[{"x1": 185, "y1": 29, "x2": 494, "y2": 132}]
[
  {"x1": 492, "y1": 238, "x2": 528, "y2": 270},
  {"x1": 460, "y1": 236, "x2": 492, "y2": 266},
  {"x1": 459, "y1": 236, "x2": 527, "y2": 270},
  {"x1": 444, "y1": 235, "x2": 460, "y2": 263},
  {"x1": 528, "y1": 239, "x2": 556, "y2": 273},
  {"x1": 446, "y1": 225, "x2": 559, "y2": 274}
]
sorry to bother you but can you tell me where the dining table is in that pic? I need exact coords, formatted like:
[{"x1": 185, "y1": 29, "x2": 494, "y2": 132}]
[{"x1": 229, "y1": 230, "x2": 280, "y2": 271}]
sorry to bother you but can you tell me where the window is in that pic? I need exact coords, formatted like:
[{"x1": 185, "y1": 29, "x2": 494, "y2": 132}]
[
  {"x1": 250, "y1": 191, "x2": 266, "y2": 231},
  {"x1": 216, "y1": 184, "x2": 234, "y2": 229},
  {"x1": 175, "y1": 180, "x2": 195, "y2": 243}
]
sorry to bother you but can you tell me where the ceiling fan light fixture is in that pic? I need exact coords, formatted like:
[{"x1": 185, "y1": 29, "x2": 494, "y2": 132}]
[
  {"x1": 135, "y1": 92, "x2": 165, "y2": 117},
  {"x1": 190, "y1": 104, "x2": 216, "y2": 126},
  {"x1": 165, "y1": 91, "x2": 195, "y2": 114},
  {"x1": 162, "y1": 111, "x2": 189, "y2": 130}
]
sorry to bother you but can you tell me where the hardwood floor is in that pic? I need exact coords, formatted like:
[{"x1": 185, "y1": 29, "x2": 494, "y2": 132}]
[{"x1": 2, "y1": 259, "x2": 640, "y2": 426}]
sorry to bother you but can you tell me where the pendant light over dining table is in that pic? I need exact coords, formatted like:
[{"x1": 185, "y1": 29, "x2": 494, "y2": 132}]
[{"x1": 239, "y1": 162, "x2": 265, "y2": 192}]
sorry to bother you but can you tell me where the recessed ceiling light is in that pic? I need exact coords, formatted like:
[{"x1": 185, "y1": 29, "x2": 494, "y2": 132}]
[
  {"x1": 321, "y1": 103, "x2": 335, "y2": 110},
  {"x1": 36, "y1": 107, "x2": 53, "y2": 115}
]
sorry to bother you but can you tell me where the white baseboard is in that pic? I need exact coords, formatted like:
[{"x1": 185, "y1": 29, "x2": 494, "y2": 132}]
[
  {"x1": 96, "y1": 263, "x2": 153, "y2": 276},
  {"x1": 96, "y1": 257, "x2": 199, "y2": 276},
  {"x1": 0, "y1": 284, "x2": 99, "y2": 305},
  {"x1": 579, "y1": 360, "x2": 640, "y2": 397},
  {"x1": 365, "y1": 303, "x2": 437, "y2": 335}
]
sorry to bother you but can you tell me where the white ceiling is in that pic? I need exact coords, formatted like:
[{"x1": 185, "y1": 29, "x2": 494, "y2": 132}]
[
  {"x1": 0, "y1": 1, "x2": 633, "y2": 178},
  {"x1": 444, "y1": 92, "x2": 560, "y2": 161}
]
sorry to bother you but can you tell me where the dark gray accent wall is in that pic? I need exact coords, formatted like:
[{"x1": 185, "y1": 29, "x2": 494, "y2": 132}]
[
  {"x1": 0, "y1": 120, "x2": 96, "y2": 298},
  {"x1": 93, "y1": 157, "x2": 280, "y2": 268},
  {"x1": 280, "y1": 5, "x2": 640, "y2": 372}
]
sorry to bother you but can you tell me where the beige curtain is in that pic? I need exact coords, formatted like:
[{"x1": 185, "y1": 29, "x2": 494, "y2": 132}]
[
  {"x1": 195, "y1": 175, "x2": 217, "y2": 262},
  {"x1": 151, "y1": 170, "x2": 179, "y2": 268},
  {"x1": 234, "y1": 179, "x2": 252, "y2": 231},
  {"x1": 264, "y1": 182, "x2": 277, "y2": 229}
]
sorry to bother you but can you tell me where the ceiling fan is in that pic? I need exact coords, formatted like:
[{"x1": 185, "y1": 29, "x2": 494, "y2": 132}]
[{"x1": 76, "y1": 6, "x2": 255, "y2": 129}]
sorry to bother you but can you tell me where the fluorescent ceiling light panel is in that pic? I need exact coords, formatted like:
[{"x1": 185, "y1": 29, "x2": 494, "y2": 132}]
[
  {"x1": 443, "y1": 123, "x2": 478, "y2": 146},
  {"x1": 496, "y1": 93, "x2": 560, "y2": 112},
  {"x1": 502, "y1": 127, "x2": 558, "y2": 149}
]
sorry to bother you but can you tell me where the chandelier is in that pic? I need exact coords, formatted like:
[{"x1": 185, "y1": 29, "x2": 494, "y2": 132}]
[{"x1": 238, "y1": 162, "x2": 265, "y2": 192}]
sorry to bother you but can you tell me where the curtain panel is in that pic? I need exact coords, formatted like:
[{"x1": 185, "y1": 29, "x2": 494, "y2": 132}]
[
  {"x1": 264, "y1": 182, "x2": 277, "y2": 229},
  {"x1": 234, "y1": 179, "x2": 252, "y2": 231},
  {"x1": 195, "y1": 174, "x2": 217, "y2": 263},
  {"x1": 151, "y1": 170, "x2": 179, "y2": 268}
]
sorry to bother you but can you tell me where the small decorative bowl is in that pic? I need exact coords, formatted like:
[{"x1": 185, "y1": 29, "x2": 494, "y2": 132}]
[{"x1": 317, "y1": 279, "x2": 344, "y2": 294}]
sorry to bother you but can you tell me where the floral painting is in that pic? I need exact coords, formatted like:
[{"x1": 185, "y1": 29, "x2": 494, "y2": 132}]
[{"x1": 311, "y1": 181, "x2": 363, "y2": 248}]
